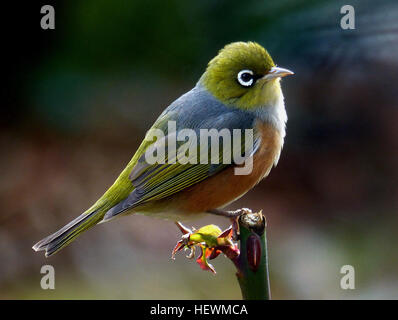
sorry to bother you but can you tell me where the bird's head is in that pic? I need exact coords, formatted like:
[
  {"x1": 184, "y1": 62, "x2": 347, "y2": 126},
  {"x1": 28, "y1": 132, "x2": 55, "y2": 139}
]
[{"x1": 200, "y1": 41, "x2": 293, "y2": 110}]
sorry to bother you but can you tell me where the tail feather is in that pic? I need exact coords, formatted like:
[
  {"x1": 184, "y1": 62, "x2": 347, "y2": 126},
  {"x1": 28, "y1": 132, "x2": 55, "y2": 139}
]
[{"x1": 32, "y1": 210, "x2": 102, "y2": 257}]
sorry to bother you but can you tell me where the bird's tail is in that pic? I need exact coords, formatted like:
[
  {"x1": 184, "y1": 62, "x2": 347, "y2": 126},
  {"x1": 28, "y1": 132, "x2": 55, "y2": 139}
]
[{"x1": 32, "y1": 209, "x2": 103, "y2": 257}]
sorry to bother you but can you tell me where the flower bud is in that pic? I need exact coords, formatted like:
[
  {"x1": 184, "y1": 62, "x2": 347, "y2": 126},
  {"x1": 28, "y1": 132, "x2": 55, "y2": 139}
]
[{"x1": 246, "y1": 234, "x2": 261, "y2": 272}]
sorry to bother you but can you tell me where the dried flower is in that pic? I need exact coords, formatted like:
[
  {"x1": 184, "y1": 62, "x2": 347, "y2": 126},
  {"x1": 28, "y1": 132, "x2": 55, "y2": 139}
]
[{"x1": 172, "y1": 222, "x2": 240, "y2": 273}]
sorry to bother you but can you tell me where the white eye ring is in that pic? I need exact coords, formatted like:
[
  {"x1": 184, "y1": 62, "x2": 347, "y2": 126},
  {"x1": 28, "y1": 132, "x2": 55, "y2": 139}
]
[{"x1": 237, "y1": 69, "x2": 254, "y2": 87}]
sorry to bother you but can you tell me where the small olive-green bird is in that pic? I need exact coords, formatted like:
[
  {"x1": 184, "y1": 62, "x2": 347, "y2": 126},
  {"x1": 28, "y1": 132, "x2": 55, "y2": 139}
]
[{"x1": 33, "y1": 41, "x2": 293, "y2": 257}]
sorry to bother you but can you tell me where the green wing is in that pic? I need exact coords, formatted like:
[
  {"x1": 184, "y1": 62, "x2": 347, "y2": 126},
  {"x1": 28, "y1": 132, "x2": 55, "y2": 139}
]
[{"x1": 103, "y1": 115, "x2": 260, "y2": 220}]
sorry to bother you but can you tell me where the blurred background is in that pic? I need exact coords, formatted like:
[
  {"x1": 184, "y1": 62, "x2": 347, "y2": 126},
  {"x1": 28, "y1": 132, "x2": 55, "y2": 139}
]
[{"x1": 1, "y1": 0, "x2": 398, "y2": 299}]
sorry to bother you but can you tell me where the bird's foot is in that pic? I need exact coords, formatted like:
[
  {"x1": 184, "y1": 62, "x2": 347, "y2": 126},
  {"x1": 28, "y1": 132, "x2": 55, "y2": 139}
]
[
  {"x1": 206, "y1": 208, "x2": 252, "y2": 218},
  {"x1": 206, "y1": 208, "x2": 253, "y2": 241}
]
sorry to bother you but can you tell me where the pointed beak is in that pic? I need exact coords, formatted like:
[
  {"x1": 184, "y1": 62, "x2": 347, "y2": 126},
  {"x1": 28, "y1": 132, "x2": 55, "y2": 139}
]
[{"x1": 263, "y1": 66, "x2": 294, "y2": 81}]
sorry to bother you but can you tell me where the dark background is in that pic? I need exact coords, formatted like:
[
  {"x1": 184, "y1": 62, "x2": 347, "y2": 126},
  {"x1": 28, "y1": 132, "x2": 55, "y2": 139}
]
[{"x1": 1, "y1": 0, "x2": 397, "y2": 299}]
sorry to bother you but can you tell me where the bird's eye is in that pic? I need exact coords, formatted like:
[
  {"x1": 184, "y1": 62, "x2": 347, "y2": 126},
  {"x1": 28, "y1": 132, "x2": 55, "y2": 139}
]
[{"x1": 237, "y1": 69, "x2": 254, "y2": 87}]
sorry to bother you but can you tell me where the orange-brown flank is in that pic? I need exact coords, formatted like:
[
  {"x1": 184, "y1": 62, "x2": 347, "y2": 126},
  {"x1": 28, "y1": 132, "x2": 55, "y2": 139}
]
[{"x1": 168, "y1": 120, "x2": 283, "y2": 214}]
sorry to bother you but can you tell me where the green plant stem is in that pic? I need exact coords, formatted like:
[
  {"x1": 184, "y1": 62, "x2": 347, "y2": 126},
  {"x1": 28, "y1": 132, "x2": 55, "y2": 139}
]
[{"x1": 234, "y1": 211, "x2": 271, "y2": 300}]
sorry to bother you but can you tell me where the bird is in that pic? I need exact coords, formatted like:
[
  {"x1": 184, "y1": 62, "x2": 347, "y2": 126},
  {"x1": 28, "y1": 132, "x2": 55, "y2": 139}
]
[{"x1": 33, "y1": 41, "x2": 293, "y2": 257}]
